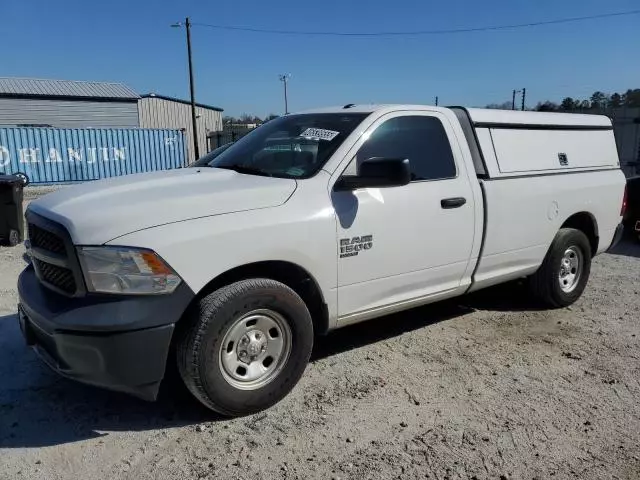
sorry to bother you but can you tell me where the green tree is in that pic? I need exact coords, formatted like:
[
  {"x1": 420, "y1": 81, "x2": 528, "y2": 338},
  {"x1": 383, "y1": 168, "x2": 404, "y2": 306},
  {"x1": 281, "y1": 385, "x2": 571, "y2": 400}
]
[
  {"x1": 608, "y1": 93, "x2": 623, "y2": 108},
  {"x1": 532, "y1": 88, "x2": 639, "y2": 111},
  {"x1": 485, "y1": 101, "x2": 513, "y2": 110},
  {"x1": 624, "y1": 89, "x2": 640, "y2": 107},
  {"x1": 590, "y1": 91, "x2": 608, "y2": 109},
  {"x1": 535, "y1": 101, "x2": 559, "y2": 112},
  {"x1": 560, "y1": 97, "x2": 577, "y2": 110}
]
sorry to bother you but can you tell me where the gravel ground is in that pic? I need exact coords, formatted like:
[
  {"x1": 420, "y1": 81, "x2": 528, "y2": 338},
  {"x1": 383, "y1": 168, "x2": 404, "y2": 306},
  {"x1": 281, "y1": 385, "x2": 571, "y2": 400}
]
[{"x1": 1, "y1": 192, "x2": 639, "y2": 480}]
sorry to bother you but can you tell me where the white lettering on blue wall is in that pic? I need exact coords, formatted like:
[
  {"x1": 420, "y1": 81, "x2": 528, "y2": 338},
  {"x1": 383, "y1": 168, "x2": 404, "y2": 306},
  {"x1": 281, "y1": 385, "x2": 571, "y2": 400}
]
[
  {"x1": 0, "y1": 146, "x2": 128, "y2": 164},
  {"x1": 87, "y1": 148, "x2": 97, "y2": 164},
  {"x1": 0, "y1": 146, "x2": 9, "y2": 167},
  {"x1": 19, "y1": 148, "x2": 40, "y2": 163},
  {"x1": 68, "y1": 148, "x2": 82, "y2": 162},
  {"x1": 47, "y1": 148, "x2": 63, "y2": 163},
  {"x1": 114, "y1": 148, "x2": 126, "y2": 160}
]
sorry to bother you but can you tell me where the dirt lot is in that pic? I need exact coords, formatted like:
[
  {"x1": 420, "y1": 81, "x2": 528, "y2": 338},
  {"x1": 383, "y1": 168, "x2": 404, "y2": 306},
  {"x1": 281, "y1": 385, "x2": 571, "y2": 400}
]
[{"x1": 1, "y1": 191, "x2": 639, "y2": 480}]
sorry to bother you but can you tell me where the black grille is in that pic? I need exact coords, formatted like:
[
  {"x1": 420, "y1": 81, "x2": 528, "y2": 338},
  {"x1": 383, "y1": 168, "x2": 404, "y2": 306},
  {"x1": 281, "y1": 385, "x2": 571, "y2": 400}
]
[
  {"x1": 27, "y1": 213, "x2": 83, "y2": 297},
  {"x1": 28, "y1": 223, "x2": 66, "y2": 255},
  {"x1": 34, "y1": 259, "x2": 77, "y2": 294}
]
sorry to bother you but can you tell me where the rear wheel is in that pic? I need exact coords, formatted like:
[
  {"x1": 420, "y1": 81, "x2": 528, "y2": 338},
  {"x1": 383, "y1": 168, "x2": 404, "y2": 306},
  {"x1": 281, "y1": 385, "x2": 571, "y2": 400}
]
[
  {"x1": 529, "y1": 228, "x2": 592, "y2": 308},
  {"x1": 14, "y1": 172, "x2": 29, "y2": 186},
  {"x1": 177, "y1": 278, "x2": 314, "y2": 416}
]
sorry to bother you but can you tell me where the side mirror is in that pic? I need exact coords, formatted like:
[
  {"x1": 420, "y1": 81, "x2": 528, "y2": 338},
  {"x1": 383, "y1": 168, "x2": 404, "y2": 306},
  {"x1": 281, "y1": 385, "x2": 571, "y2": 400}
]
[{"x1": 334, "y1": 157, "x2": 411, "y2": 191}]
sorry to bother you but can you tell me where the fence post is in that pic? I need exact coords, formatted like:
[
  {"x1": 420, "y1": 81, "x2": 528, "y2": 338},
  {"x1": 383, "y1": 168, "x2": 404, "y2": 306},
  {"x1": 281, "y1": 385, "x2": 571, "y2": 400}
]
[{"x1": 231, "y1": 131, "x2": 238, "y2": 142}]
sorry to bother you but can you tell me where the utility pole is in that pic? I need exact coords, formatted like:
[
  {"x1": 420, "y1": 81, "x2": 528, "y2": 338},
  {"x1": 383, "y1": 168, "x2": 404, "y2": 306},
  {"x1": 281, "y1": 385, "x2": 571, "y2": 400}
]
[
  {"x1": 512, "y1": 88, "x2": 526, "y2": 111},
  {"x1": 435, "y1": 96, "x2": 439, "y2": 106},
  {"x1": 172, "y1": 17, "x2": 200, "y2": 160},
  {"x1": 279, "y1": 74, "x2": 291, "y2": 114}
]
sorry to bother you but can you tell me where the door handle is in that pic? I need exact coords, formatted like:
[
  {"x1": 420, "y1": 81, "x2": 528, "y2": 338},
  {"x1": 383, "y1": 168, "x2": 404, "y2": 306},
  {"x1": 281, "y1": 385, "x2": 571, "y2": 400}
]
[{"x1": 440, "y1": 197, "x2": 467, "y2": 209}]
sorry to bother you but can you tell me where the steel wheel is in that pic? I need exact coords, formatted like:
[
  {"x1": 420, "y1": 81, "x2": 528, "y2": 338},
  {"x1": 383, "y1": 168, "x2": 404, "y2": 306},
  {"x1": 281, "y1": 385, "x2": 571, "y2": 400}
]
[
  {"x1": 529, "y1": 228, "x2": 592, "y2": 308},
  {"x1": 558, "y1": 246, "x2": 582, "y2": 293},
  {"x1": 219, "y1": 309, "x2": 292, "y2": 390},
  {"x1": 177, "y1": 279, "x2": 314, "y2": 416}
]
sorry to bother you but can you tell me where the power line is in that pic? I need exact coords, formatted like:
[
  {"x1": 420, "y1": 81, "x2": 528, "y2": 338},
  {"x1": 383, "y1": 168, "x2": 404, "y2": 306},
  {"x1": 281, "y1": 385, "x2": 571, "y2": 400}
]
[{"x1": 192, "y1": 9, "x2": 640, "y2": 37}]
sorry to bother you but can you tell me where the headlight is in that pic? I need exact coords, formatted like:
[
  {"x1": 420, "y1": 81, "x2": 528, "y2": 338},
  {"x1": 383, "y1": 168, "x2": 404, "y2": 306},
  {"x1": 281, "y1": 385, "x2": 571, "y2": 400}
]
[{"x1": 77, "y1": 247, "x2": 181, "y2": 295}]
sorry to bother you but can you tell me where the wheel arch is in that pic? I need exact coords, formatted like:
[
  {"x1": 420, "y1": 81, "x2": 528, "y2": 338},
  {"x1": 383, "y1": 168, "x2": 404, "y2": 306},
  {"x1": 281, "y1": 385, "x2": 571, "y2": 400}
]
[
  {"x1": 560, "y1": 211, "x2": 599, "y2": 256},
  {"x1": 182, "y1": 260, "x2": 329, "y2": 336}
]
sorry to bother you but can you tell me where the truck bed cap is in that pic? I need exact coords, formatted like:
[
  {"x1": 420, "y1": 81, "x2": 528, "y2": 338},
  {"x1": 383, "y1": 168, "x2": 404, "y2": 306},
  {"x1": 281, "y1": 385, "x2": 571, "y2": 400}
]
[{"x1": 464, "y1": 108, "x2": 612, "y2": 129}]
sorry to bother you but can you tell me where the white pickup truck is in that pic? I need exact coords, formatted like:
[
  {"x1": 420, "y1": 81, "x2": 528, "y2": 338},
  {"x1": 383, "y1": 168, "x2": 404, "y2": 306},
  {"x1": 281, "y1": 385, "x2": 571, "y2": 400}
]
[{"x1": 18, "y1": 105, "x2": 626, "y2": 416}]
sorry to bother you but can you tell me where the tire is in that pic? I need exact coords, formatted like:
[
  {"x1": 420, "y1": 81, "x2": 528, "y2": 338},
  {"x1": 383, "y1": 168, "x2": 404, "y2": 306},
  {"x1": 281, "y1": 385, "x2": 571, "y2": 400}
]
[
  {"x1": 8, "y1": 229, "x2": 20, "y2": 247},
  {"x1": 14, "y1": 172, "x2": 29, "y2": 186},
  {"x1": 177, "y1": 278, "x2": 314, "y2": 416},
  {"x1": 529, "y1": 228, "x2": 592, "y2": 308}
]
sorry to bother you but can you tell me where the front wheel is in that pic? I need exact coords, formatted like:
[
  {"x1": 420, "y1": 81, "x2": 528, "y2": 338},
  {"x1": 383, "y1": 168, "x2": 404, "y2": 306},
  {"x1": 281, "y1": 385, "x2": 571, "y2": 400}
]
[
  {"x1": 177, "y1": 279, "x2": 314, "y2": 416},
  {"x1": 528, "y1": 228, "x2": 592, "y2": 308}
]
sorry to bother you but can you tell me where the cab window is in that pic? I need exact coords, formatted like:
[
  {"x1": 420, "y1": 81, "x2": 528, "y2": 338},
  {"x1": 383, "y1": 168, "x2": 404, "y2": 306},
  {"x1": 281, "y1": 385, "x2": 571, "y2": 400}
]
[{"x1": 356, "y1": 116, "x2": 456, "y2": 181}]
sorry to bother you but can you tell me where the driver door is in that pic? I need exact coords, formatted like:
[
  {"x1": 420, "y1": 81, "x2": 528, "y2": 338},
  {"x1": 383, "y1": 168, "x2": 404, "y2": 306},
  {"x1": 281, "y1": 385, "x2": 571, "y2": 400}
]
[{"x1": 332, "y1": 111, "x2": 476, "y2": 321}]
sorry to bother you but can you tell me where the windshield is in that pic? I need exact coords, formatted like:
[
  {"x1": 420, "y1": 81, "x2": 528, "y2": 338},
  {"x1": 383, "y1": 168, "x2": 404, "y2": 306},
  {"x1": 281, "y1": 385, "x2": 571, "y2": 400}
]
[
  {"x1": 206, "y1": 113, "x2": 369, "y2": 179},
  {"x1": 190, "y1": 142, "x2": 233, "y2": 167}
]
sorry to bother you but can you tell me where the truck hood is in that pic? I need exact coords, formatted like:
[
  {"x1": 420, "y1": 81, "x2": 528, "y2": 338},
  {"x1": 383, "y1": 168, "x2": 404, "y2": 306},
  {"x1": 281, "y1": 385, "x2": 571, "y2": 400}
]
[{"x1": 28, "y1": 168, "x2": 297, "y2": 244}]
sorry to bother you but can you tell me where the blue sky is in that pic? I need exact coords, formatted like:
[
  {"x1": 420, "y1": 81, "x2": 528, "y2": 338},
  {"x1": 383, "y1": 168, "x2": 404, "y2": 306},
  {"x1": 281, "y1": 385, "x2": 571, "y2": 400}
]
[{"x1": 2, "y1": 0, "x2": 639, "y2": 117}]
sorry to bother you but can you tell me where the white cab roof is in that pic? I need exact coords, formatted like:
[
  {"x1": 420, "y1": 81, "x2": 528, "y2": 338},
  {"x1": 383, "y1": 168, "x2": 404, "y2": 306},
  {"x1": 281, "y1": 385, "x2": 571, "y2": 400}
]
[
  {"x1": 297, "y1": 105, "x2": 399, "y2": 114},
  {"x1": 297, "y1": 105, "x2": 612, "y2": 127}
]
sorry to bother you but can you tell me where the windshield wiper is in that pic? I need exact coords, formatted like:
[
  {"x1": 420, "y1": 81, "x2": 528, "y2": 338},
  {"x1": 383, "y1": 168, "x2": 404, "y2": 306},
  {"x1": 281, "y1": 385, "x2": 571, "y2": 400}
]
[{"x1": 215, "y1": 165, "x2": 273, "y2": 177}]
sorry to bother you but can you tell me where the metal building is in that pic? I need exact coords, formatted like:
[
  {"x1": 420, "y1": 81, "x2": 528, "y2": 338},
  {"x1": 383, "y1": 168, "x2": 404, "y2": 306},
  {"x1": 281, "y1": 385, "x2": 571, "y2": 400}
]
[
  {"x1": 0, "y1": 77, "x2": 140, "y2": 128},
  {"x1": 138, "y1": 94, "x2": 223, "y2": 162}
]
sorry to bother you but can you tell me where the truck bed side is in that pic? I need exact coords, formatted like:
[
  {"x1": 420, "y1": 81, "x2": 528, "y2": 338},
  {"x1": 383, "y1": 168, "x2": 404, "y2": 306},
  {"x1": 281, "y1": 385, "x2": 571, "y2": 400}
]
[
  {"x1": 450, "y1": 107, "x2": 626, "y2": 292},
  {"x1": 473, "y1": 170, "x2": 623, "y2": 291}
]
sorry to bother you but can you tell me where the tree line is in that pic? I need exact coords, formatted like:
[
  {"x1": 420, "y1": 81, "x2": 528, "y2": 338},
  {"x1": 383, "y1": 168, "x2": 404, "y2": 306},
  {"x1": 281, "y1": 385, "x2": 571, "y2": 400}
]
[
  {"x1": 226, "y1": 89, "x2": 640, "y2": 120},
  {"x1": 223, "y1": 113, "x2": 279, "y2": 125},
  {"x1": 487, "y1": 88, "x2": 640, "y2": 111}
]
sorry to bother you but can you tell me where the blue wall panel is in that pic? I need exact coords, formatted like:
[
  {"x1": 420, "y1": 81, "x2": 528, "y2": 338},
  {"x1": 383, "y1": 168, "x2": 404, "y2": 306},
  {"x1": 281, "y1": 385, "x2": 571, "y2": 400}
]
[{"x1": 0, "y1": 127, "x2": 186, "y2": 184}]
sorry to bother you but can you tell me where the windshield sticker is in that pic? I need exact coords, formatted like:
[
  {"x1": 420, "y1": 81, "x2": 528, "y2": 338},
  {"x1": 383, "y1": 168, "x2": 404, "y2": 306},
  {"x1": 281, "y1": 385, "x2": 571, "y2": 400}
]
[{"x1": 300, "y1": 128, "x2": 340, "y2": 141}]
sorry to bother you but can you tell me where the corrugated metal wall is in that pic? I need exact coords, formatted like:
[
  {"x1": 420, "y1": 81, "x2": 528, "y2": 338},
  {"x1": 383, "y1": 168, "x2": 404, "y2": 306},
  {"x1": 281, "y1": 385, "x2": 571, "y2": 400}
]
[
  {"x1": 138, "y1": 97, "x2": 223, "y2": 162},
  {"x1": 610, "y1": 108, "x2": 640, "y2": 177},
  {"x1": 566, "y1": 107, "x2": 640, "y2": 177},
  {"x1": 0, "y1": 127, "x2": 185, "y2": 184},
  {"x1": 0, "y1": 98, "x2": 140, "y2": 128}
]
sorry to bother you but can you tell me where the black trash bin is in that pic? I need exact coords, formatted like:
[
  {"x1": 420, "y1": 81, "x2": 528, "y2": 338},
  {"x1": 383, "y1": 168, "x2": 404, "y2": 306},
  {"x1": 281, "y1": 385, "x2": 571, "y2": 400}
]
[{"x1": 0, "y1": 175, "x2": 25, "y2": 247}]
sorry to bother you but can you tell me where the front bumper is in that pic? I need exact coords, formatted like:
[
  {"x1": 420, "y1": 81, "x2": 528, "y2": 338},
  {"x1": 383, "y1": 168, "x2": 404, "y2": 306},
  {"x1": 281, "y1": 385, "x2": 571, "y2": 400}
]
[{"x1": 17, "y1": 266, "x2": 194, "y2": 400}]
